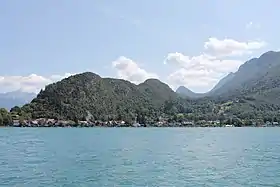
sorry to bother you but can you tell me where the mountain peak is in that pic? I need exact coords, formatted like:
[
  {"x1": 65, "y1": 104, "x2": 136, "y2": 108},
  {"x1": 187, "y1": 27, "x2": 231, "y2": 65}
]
[
  {"x1": 74, "y1": 72, "x2": 101, "y2": 79},
  {"x1": 141, "y1": 79, "x2": 171, "y2": 89},
  {"x1": 20, "y1": 72, "x2": 178, "y2": 120},
  {"x1": 260, "y1": 50, "x2": 278, "y2": 56},
  {"x1": 176, "y1": 86, "x2": 194, "y2": 93},
  {"x1": 143, "y1": 78, "x2": 162, "y2": 84},
  {"x1": 176, "y1": 86, "x2": 203, "y2": 98},
  {"x1": 208, "y1": 50, "x2": 280, "y2": 97}
]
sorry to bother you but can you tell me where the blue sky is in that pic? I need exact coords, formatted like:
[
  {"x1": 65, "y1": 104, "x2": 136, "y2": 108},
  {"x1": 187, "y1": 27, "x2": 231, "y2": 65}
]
[{"x1": 0, "y1": 0, "x2": 279, "y2": 93}]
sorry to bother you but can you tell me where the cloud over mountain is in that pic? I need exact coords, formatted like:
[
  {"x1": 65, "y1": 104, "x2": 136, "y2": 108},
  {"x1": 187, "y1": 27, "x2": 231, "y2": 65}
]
[
  {"x1": 0, "y1": 38, "x2": 267, "y2": 94},
  {"x1": 0, "y1": 73, "x2": 74, "y2": 93},
  {"x1": 204, "y1": 37, "x2": 266, "y2": 57},
  {"x1": 112, "y1": 56, "x2": 158, "y2": 84},
  {"x1": 164, "y1": 37, "x2": 266, "y2": 92}
]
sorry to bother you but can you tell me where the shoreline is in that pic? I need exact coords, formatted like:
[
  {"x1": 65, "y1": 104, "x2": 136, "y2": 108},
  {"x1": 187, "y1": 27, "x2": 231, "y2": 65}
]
[
  {"x1": 5, "y1": 119, "x2": 280, "y2": 128},
  {"x1": 2, "y1": 125, "x2": 279, "y2": 128}
]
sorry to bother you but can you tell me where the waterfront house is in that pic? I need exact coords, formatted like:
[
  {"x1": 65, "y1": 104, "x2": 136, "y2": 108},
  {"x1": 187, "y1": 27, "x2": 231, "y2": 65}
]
[
  {"x1": 225, "y1": 124, "x2": 234, "y2": 127},
  {"x1": 182, "y1": 121, "x2": 194, "y2": 127},
  {"x1": 265, "y1": 121, "x2": 272, "y2": 126},
  {"x1": 13, "y1": 120, "x2": 20, "y2": 127},
  {"x1": 31, "y1": 120, "x2": 38, "y2": 125},
  {"x1": 132, "y1": 123, "x2": 141, "y2": 127},
  {"x1": 46, "y1": 119, "x2": 56, "y2": 125}
]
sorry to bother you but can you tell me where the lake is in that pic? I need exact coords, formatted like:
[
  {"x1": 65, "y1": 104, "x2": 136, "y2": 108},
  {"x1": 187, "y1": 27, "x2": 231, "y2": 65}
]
[{"x1": 0, "y1": 128, "x2": 280, "y2": 186}]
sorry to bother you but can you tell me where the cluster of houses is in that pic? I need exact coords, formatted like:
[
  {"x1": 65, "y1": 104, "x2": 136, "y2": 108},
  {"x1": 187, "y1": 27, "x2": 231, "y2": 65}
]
[
  {"x1": 9, "y1": 118, "x2": 280, "y2": 128},
  {"x1": 12, "y1": 118, "x2": 129, "y2": 127},
  {"x1": 263, "y1": 121, "x2": 279, "y2": 127}
]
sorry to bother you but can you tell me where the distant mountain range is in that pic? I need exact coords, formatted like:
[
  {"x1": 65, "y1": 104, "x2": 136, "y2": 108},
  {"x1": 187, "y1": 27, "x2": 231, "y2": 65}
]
[
  {"x1": 0, "y1": 91, "x2": 36, "y2": 110},
  {"x1": 176, "y1": 51, "x2": 280, "y2": 102},
  {"x1": 10, "y1": 50, "x2": 280, "y2": 123},
  {"x1": 175, "y1": 72, "x2": 236, "y2": 98}
]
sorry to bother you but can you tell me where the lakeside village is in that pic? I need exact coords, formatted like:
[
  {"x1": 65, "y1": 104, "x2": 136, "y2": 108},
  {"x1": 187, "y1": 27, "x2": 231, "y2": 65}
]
[
  {"x1": 1, "y1": 107, "x2": 279, "y2": 127},
  {"x1": 7, "y1": 117, "x2": 280, "y2": 128}
]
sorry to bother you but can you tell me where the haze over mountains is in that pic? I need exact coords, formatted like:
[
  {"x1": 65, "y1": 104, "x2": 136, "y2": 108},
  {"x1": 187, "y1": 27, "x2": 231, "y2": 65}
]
[{"x1": 0, "y1": 90, "x2": 36, "y2": 110}]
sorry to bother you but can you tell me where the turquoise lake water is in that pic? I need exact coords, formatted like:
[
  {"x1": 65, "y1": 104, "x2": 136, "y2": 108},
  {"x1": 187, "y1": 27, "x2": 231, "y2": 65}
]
[{"x1": 0, "y1": 128, "x2": 280, "y2": 186}]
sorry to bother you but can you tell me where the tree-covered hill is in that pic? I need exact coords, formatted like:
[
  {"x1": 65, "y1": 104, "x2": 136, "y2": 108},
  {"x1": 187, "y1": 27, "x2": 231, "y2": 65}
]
[
  {"x1": 10, "y1": 50, "x2": 280, "y2": 125},
  {"x1": 20, "y1": 72, "x2": 178, "y2": 122}
]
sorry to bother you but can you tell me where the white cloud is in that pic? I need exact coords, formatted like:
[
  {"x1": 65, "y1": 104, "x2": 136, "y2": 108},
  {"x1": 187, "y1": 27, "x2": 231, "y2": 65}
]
[
  {"x1": 112, "y1": 56, "x2": 158, "y2": 84},
  {"x1": 165, "y1": 52, "x2": 243, "y2": 92},
  {"x1": 204, "y1": 37, "x2": 266, "y2": 57},
  {"x1": 165, "y1": 37, "x2": 267, "y2": 92},
  {"x1": 0, "y1": 73, "x2": 74, "y2": 93}
]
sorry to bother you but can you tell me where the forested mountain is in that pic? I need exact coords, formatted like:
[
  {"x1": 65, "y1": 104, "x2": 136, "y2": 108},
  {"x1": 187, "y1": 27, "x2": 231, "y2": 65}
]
[
  {"x1": 210, "y1": 51, "x2": 280, "y2": 98},
  {"x1": 208, "y1": 72, "x2": 235, "y2": 94},
  {"x1": 205, "y1": 51, "x2": 280, "y2": 120},
  {"x1": 10, "y1": 50, "x2": 280, "y2": 125},
  {"x1": 20, "y1": 72, "x2": 179, "y2": 122},
  {"x1": 170, "y1": 51, "x2": 280, "y2": 122}
]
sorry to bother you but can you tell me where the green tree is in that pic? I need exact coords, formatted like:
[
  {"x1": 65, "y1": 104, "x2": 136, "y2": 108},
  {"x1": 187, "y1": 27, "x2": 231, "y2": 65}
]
[
  {"x1": 0, "y1": 108, "x2": 8, "y2": 115},
  {"x1": 19, "y1": 116, "x2": 25, "y2": 125},
  {"x1": 218, "y1": 114, "x2": 225, "y2": 125},
  {"x1": 177, "y1": 113, "x2": 184, "y2": 122},
  {"x1": 10, "y1": 106, "x2": 21, "y2": 114},
  {"x1": 0, "y1": 114, "x2": 3, "y2": 126},
  {"x1": 0, "y1": 108, "x2": 12, "y2": 126},
  {"x1": 3, "y1": 114, "x2": 12, "y2": 126},
  {"x1": 244, "y1": 119, "x2": 253, "y2": 126}
]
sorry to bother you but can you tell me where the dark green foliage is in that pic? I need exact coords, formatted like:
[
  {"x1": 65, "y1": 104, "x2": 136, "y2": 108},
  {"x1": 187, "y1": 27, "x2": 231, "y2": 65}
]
[
  {"x1": 0, "y1": 108, "x2": 13, "y2": 126},
  {"x1": 0, "y1": 114, "x2": 3, "y2": 126},
  {"x1": 10, "y1": 106, "x2": 21, "y2": 113},
  {"x1": 20, "y1": 72, "x2": 178, "y2": 122}
]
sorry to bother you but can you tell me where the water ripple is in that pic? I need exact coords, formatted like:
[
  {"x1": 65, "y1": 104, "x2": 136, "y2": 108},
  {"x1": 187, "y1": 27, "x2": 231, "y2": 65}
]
[{"x1": 0, "y1": 128, "x2": 280, "y2": 186}]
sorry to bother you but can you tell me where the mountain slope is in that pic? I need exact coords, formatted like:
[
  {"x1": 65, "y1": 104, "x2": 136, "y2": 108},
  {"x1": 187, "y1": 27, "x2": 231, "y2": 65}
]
[
  {"x1": 138, "y1": 79, "x2": 178, "y2": 105},
  {"x1": 208, "y1": 72, "x2": 235, "y2": 94},
  {"x1": 210, "y1": 51, "x2": 280, "y2": 99},
  {"x1": 0, "y1": 91, "x2": 36, "y2": 110},
  {"x1": 176, "y1": 86, "x2": 204, "y2": 98},
  {"x1": 21, "y1": 72, "x2": 177, "y2": 121},
  {"x1": 204, "y1": 50, "x2": 280, "y2": 119}
]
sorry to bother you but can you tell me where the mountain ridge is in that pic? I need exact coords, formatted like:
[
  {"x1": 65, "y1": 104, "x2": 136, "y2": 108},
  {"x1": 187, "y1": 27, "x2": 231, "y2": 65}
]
[
  {"x1": 20, "y1": 72, "x2": 179, "y2": 122},
  {"x1": 5, "y1": 50, "x2": 280, "y2": 125},
  {"x1": 176, "y1": 50, "x2": 280, "y2": 98},
  {"x1": 176, "y1": 86, "x2": 204, "y2": 98},
  {"x1": 210, "y1": 51, "x2": 280, "y2": 98}
]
